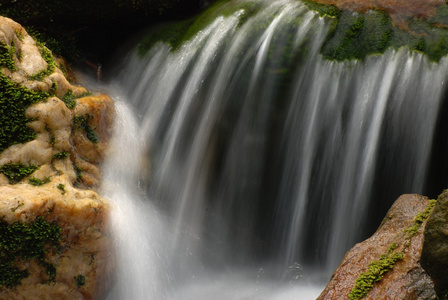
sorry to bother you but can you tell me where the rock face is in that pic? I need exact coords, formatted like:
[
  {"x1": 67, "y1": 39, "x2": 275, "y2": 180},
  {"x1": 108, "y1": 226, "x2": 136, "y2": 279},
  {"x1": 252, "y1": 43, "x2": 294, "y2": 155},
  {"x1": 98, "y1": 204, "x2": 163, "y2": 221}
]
[
  {"x1": 0, "y1": 185, "x2": 111, "y2": 300},
  {"x1": 318, "y1": 194, "x2": 436, "y2": 300},
  {"x1": 311, "y1": 0, "x2": 444, "y2": 26},
  {"x1": 0, "y1": 16, "x2": 114, "y2": 299},
  {"x1": 421, "y1": 190, "x2": 448, "y2": 299}
]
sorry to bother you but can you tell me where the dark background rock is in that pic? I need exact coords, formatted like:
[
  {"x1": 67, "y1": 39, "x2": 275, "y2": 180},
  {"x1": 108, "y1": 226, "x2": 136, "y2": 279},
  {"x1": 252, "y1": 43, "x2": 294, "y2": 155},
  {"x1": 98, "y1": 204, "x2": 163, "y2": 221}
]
[
  {"x1": 421, "y1": 189, "x2": 448, "y2": 299},
  {"x1": 0, "y1": 0, "x2": 213, "y2": 65}
]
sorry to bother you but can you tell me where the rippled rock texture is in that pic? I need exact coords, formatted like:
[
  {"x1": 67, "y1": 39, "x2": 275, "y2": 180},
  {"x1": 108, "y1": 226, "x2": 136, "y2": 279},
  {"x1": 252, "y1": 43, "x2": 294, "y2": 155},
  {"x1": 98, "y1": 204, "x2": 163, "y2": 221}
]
[{"x1": 0, "y1": 16, "x2": 114, "y2": 299}]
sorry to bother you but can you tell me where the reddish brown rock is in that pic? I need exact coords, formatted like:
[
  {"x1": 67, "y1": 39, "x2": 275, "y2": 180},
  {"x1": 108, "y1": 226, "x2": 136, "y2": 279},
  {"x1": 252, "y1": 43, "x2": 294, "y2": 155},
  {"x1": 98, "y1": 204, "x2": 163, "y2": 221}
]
[
  {"x1": 311, "y1": 0, "x2": 444, "y2": 27},
  {"x1": 318, "y1": 194, "x2": 436, "y2": 300}
]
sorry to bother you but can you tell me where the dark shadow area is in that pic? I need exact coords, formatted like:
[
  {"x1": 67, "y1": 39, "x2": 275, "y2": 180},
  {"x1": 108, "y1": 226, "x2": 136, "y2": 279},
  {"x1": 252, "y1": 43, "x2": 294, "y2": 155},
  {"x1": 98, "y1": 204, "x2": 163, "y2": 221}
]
[{"x1": 0, "y1": 0, "x2": 215, "y2": 68}]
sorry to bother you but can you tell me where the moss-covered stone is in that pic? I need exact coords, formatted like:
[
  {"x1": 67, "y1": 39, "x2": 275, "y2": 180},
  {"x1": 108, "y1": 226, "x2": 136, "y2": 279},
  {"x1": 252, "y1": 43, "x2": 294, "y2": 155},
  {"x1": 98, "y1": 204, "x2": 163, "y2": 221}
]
[
  {"x1": 404, "y1": 199, "x2": 437, "y2": 239},
  {"x1": 138, "y1": 0, "x2": 264, "y2": 54},
  {"x1": 301, "y1": 0, "x2": 341, "y2": 18},
  {"x1": 62, "y1": 90, "x2": 78, "y2": 109},
  {"x1": 348, "y1": 250, "x2": 405, "y2": 300},
  {"x1": 136, "y1": 0, "x2": 448, "y2": 62},
  {"x1": 0, "y1": 163, "x2": 39, "y2": 184},
  {"x1": 73, "y1": 115, "x2": 99, "y2": 144},
  {"x1": 28, "y1": 177, "x2": 51, "y2": 186},
  {"x1": 321, "y1": 10, "x2": 392, "y2": 61},
  {"x1": 0, "y1": 216, "x2": 61, "y2": 288},
  {"x1": 306, "y1": 1, "x2": 448, "y2": 62},
  {"x1": 0, "y1": 41, "x2": 17, "y2": 71},
  {"x1": 75, "y1": 274, "x2": 86, "y2": 287},
  {"x1": 29, "y1": 42, "x2": 56, "y2": 81},
  {"x1": 347, "y1": 196, "x2": 437, "y2": 299},
  {"x1": 0, "y1": 73, "x2": 49, "y2": 153},
  {"x1": 52, "y1": 151, "x2": 71, "y2": 160},
  {"x1": 56, "y1": 183, "x2": 66, "y2": 194}
]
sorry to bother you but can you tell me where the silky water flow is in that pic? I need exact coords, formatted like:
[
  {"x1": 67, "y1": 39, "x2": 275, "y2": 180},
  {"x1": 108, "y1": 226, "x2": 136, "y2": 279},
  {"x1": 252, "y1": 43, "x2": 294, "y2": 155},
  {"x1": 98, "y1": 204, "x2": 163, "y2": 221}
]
[{"x1": 94, "y1": 0, "x2": 448, "y2": 299}]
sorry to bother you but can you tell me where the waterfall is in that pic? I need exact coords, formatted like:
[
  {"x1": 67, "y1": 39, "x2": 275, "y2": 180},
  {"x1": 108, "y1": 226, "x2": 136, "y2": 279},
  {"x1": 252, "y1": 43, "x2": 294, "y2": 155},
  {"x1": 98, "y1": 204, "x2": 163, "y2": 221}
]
[{"x1": 97, "y1": 0, "x2": 448, "y2": 298}]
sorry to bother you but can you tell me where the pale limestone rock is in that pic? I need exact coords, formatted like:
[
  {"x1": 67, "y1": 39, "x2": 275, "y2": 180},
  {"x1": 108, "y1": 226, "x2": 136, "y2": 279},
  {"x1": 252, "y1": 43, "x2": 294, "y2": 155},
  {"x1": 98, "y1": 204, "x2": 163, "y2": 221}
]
[
  {"x1": 18, "y1": 35, "x2": 48, "y2": 77},
  {"x1": 26, "y1": 96, "x2": 73, "y2": 151},
  {"x1": 48, "y1": 71, "x2": 87, "y2": 99},
  {"x1": 0, "y1": 15, "x2": 114, "y2": 189},
  {"x1": 0, "y1": 183, "x2": 112, "y2": 300},
  {"x1": 0, "y1": 138, "x2": 53, "y2": 166},
  {"x1": 0, "y1": 16, "x2": 115, "y2": 299}
]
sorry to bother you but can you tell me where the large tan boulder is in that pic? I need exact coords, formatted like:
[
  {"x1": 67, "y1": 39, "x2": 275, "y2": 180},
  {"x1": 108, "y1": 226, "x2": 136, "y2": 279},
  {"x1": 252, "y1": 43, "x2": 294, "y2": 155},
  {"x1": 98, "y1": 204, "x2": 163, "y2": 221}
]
[
  {"x1": 318, "y1": 194, "x2": 437, "y2": 300},
  {"x1": 0, "y1": 16, "x2": 114, "y2": 299},
  {"x1": 0, "y1": 184, "x2": 111, "y2": 300}
]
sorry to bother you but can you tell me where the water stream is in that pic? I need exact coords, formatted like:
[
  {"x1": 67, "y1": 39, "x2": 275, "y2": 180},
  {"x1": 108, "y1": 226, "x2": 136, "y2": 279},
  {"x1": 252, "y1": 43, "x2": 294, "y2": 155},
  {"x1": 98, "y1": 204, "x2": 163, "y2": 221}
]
[{"x1": 94, "y1": 0, "x2": 448, "y2": 298}]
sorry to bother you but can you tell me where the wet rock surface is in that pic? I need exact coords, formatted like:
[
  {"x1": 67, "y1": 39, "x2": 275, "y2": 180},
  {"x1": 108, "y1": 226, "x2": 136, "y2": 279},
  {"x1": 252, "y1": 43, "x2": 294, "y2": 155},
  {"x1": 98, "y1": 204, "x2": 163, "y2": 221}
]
[{"x1": 318, "y1": 194, "x2": 436, "y2": 300}]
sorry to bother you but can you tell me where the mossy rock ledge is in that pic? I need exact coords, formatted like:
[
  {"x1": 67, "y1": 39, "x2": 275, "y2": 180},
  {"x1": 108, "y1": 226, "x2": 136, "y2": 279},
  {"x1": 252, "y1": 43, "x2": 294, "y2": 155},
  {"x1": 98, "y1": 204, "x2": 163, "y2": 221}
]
[
  {"x1": 318, "y1": 194, "x2": 437, "y2": 300},
  {"x1": 0, "y1": 16, "x2": 114, "y2": 299},
  {"x1": 138, "y1": 0, "x2": 448, "y2": 63}
]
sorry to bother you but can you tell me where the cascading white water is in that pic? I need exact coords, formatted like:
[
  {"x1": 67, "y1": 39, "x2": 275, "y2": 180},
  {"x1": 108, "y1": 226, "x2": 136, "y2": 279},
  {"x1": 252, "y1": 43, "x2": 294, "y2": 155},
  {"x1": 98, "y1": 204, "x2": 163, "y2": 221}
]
[
  {"x1": 96, "y1": 0, "x2": 448, "y2": 298},
  {"x1": 100, "y1": 98, "x2": 170, "y2": 299}
]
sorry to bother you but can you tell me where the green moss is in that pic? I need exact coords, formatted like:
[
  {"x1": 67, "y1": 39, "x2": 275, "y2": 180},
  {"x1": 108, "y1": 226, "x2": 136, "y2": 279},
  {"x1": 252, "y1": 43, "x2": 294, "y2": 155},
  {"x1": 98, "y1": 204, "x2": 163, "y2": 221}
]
[
  {"x1": 0, "y1": 41, "x2": 17, "y2": 71},
  {"x1": 138, "y1": 19, "x2": 195, "y2": 54},
  {"x1": 73, "y1": 115, "x2": 99, "y2": 144},
  {"x1": 404, "y1": 199, "x2": 437, "y2": 239},
  {"x1": 75, "y1": 274, "x2": 86, "y2": 287},
  {"x1": 61, "y1": 90, "x2": 77, "y2": 109},
  {"x1": 301, "y1": 0, "x2": 341, "y2": 18},
  {"x1": 135, "y1": 0, "x2": 448, "y2": 61},
  {"x1": 42, "y1": 262, "x2": 57, "y2": 282},
  {"x1": 427, "y1": 4, "x2": 448, "y2": 26},
  {"x1": 15, "y1": 30, "x2": 24, "y2": 42},
  {"x1": 29, "y1": 42, "x2": 56, "y2": 81},
  {"x1": 0, "y1": 163, "x2": 39, "y2": 184},
  {"x1": 300, "y1": 1, "x2": 448, "y2": 62},
  {"x1": 49, "y1": 134, "x2": 56, "y2": 146},
  {"x1": 28, "y1": 177, "x2": 51, "y2": 186},
  {"x1": 72, "y1": 162, "x2": 83, "y2": 184},
  {"x1": 52, "y1": 151, "x2": 71, "y2": 160},
  {"x1": 348, "y1": 198, "x2": 437, "y2": 299},
  {"x1": 50, "y1": 82, "x2": 58, "y2": 93},
  {"x1": 348, "y1": 250, "x2": 405, "y2": 300},
  {"x1": 0, "y1": 216, "x2": 61, "y2": 288},
  {"x1": 138, "y1": 0, "x2": 264, "y2": 54},
  {"x1": 0, "y1": 72, "x2": 49, "y2": 153},
  {"x1": 56, "y1": 184, "x2": 66, "y2": 194},
  {"x1": 181, "y1": 0, "x2": 262, "y2": 42},
  {"x1": 321, "y1": 10, "x2": 392, "y2": 61}
]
